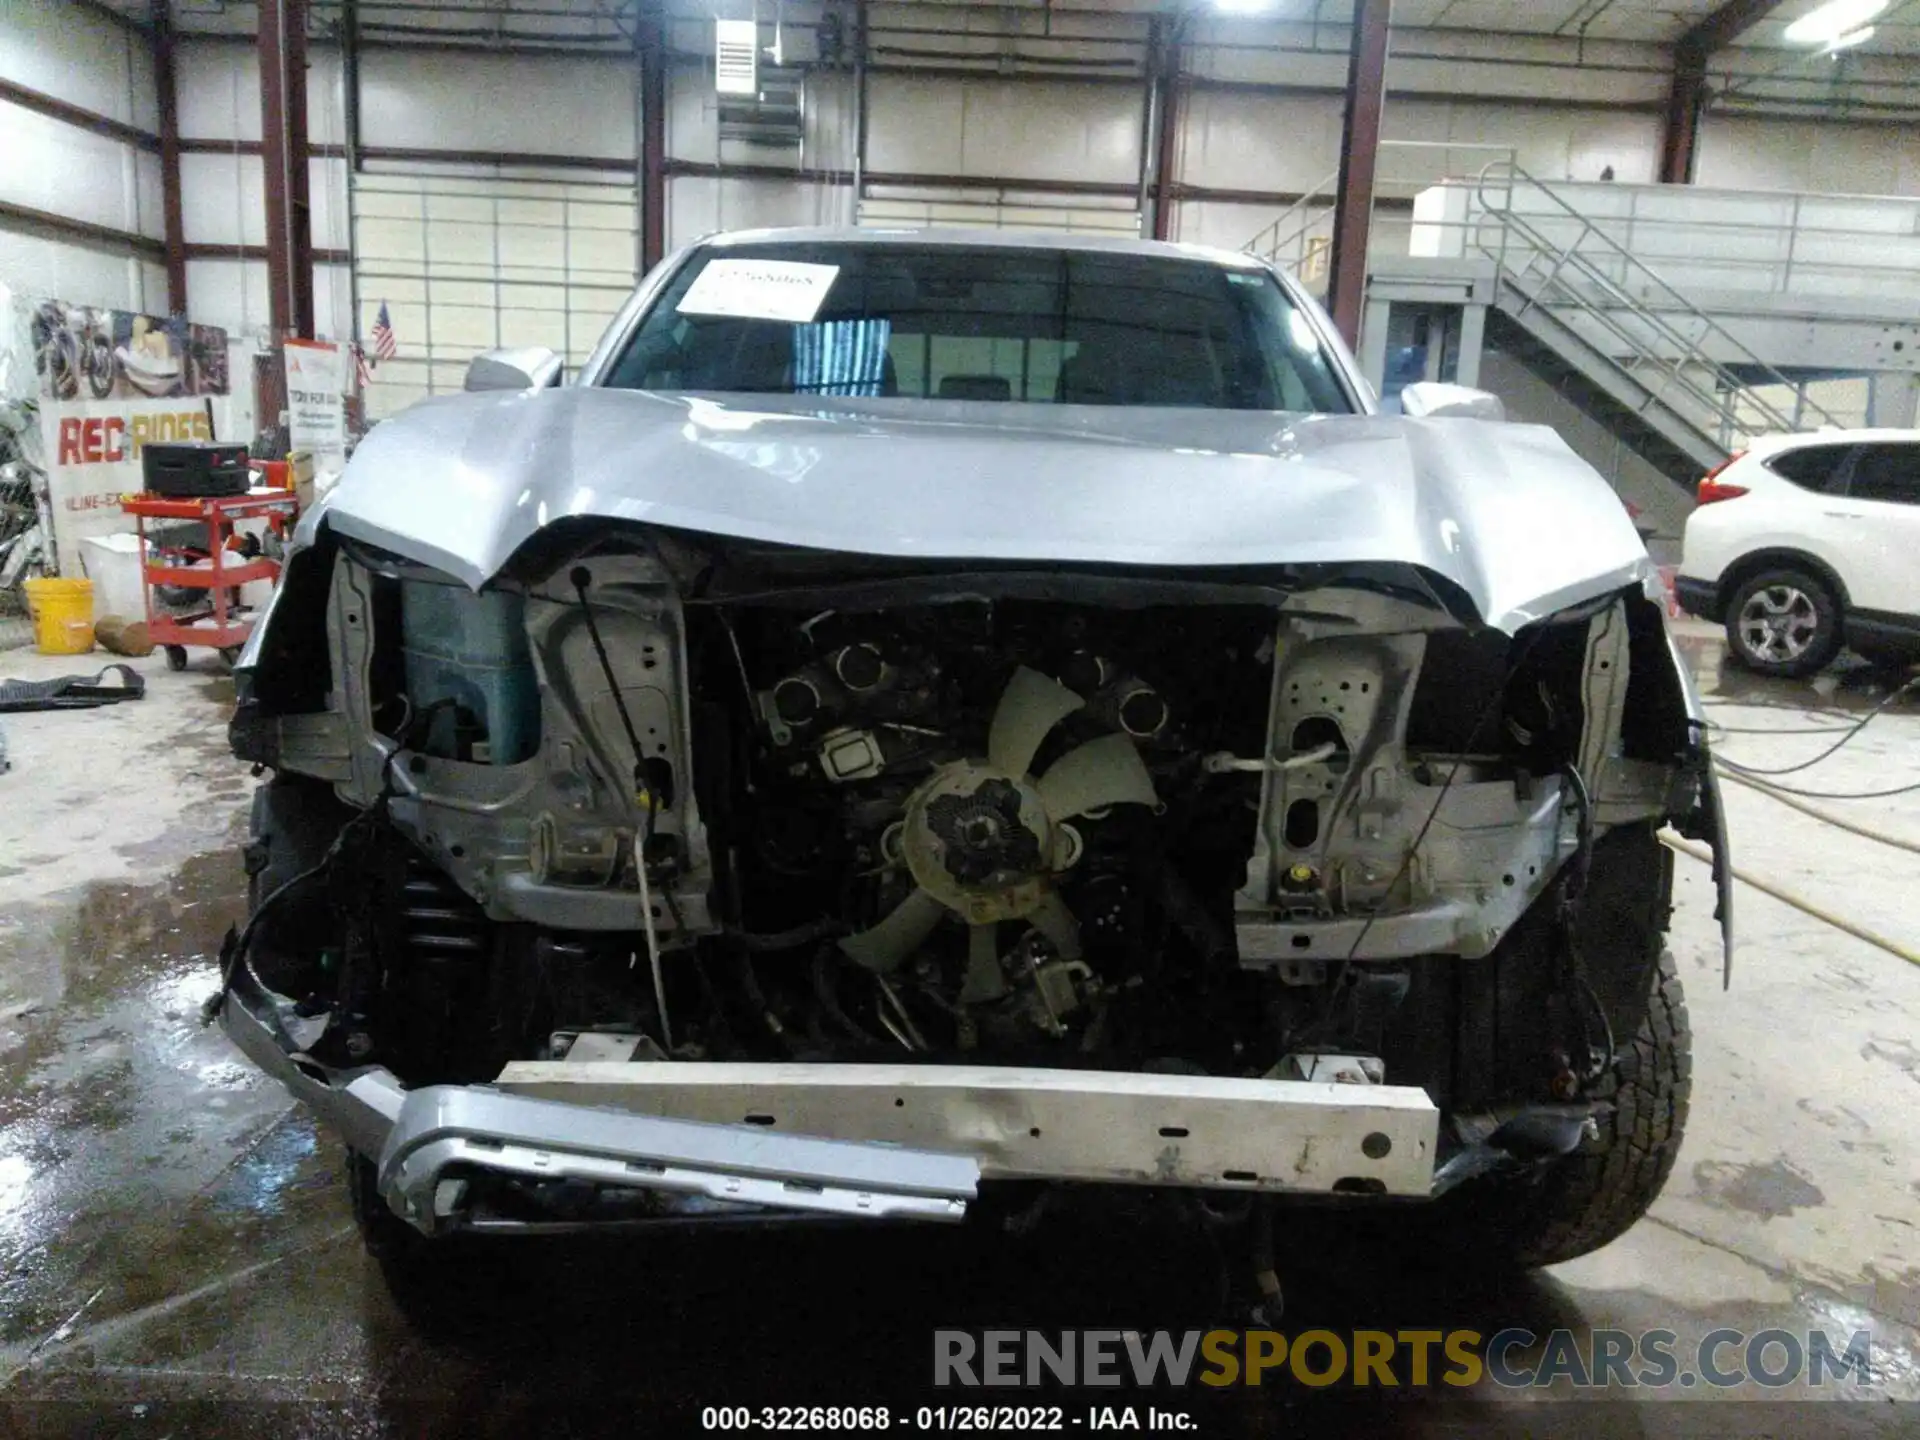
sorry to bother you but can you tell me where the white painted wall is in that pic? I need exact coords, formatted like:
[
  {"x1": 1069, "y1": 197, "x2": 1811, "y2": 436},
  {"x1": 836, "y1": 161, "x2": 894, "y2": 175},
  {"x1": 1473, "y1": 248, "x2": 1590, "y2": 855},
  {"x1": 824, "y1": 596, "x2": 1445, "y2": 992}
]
[
  {"x1": 866, "y1": 74, "x2": 1143, "y2": 186},
  {"x1": 0, "y1": 1, "x2": 160, "y2": 312},
  {"x1": 1186, "y1": 21, "x2": 1667, "y2": 109},
  {"x1": 175, "y1": 39, "x2": 348, "y2": 146},
  {"x1": 357, "y1": 49, "x2": 636, "y2": 159},
  {"x1": 1, "y1": 102, "x2": 163, "y2": 240},
  {"x1": 182, "y1": 258, "x2": 351, "y2": 348},
  {"x1": 1381, "y1": 100, "x2": 1663, "y2": 187},
  {"x1": 1697, "y1": 116, "x2": 1920, "y2": 197},
  {"x1": 174, "y1": 40, "x2": 363, "y2": 344},
  {"x1": 0, "y1": 230, "x2": 164, "y2": 318},
  {"x1": 670, "y1": 176, "x2": 842, "y2": 243},
  {"x1": 1164, "y1": 93, "x2": 1663, "y2": 251},
  {"x1": 1176, "y1": 90, "x2": 1343, "y2": 197},
  {"x1": 0, "y1": 0, "x2": 155, "y2": 130}
]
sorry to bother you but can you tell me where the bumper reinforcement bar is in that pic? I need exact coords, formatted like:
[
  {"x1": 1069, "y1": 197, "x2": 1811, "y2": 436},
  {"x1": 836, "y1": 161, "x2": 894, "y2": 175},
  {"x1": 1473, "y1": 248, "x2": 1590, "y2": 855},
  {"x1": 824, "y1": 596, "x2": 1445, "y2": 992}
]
[{"x1": 494, "y1": 1061, "x2": 1440, "y2": 1196}]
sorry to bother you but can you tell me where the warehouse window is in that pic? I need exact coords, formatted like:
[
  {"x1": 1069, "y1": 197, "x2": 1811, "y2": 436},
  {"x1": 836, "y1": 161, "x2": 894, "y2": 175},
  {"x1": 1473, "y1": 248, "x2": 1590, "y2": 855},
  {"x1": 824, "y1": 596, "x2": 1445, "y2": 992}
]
[
  {"x1": 351, "y1": 171, "x2": 638, "y2": 420},
  {"x1": 604, "y1": 244, "x2": 1352, "y2": 413}
]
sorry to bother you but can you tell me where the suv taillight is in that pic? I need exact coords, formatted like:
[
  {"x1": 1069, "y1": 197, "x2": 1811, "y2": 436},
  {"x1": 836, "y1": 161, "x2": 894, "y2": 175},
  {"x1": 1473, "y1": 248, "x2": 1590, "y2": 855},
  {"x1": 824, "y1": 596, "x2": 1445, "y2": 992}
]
[{"x1": 1696, "y1": 452, "x2": 1749, "y2": 505}]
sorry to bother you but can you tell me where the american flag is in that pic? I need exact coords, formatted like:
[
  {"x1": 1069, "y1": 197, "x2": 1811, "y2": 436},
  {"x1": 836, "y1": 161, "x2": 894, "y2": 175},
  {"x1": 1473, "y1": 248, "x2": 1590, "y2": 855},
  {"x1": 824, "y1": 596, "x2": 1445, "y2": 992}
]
[{"x1": 369, "y1": 300, "x2": 398, "y2": 361}]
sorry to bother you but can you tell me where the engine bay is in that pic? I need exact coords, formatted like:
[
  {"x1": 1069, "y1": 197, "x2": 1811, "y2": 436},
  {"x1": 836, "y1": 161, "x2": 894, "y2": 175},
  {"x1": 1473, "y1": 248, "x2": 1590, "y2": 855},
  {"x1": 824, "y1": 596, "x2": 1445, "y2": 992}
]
[{"x1": 708, "y1": 600, "x2": 1278, "y2": 1070}]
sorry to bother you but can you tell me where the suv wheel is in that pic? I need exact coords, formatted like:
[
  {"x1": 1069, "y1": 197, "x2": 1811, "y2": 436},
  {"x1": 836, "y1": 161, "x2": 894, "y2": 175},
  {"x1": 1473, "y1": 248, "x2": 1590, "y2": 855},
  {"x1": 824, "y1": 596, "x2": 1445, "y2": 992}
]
[{"x1": 1725, "y1": 567, "x2": 1840, "y2": 677}]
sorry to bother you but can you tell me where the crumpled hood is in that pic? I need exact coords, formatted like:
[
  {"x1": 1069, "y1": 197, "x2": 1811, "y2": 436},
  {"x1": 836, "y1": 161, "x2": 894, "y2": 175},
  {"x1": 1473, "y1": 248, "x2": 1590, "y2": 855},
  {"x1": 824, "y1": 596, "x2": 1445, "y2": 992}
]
[{"x1": 315, "y1": 387, "x2": 1654, "y2": 633}]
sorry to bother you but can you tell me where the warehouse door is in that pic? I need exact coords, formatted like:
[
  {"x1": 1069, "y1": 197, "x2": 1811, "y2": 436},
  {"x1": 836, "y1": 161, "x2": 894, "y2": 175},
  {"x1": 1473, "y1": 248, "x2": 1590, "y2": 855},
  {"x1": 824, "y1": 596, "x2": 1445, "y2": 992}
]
[{"x1": 351, "y1": 170, "x2": 639, "y2": 420}]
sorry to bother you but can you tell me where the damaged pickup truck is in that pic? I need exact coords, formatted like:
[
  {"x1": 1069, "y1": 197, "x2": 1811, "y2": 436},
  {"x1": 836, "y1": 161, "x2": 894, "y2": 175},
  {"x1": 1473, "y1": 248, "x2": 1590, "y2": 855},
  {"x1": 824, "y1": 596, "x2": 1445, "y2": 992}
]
[{"x1": 218, "y1": 229, "x2": 1731, "y2": 1284}]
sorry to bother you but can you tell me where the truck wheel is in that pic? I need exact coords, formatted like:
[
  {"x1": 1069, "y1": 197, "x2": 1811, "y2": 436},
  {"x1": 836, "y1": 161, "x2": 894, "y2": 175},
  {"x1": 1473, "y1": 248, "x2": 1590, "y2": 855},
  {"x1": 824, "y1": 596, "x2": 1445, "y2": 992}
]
[
  {"x1": 346, "y1": 1150, "x2": 485, "y2": 1328},
  {"x1": 1724, "y1": 567, "x2": 1840, "y2": 678},
  {"x1": 346, "y1": 1150, "x2": 428, "y2": 1265},
  {"x1": 1500, "y1": 948, "x2": 1692, "y2": 1268}
]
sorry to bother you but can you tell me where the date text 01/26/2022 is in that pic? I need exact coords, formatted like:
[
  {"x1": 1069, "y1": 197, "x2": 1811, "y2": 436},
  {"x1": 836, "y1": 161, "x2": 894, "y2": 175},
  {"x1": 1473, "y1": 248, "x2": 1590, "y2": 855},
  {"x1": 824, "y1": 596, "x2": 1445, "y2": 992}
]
[{"x1": 700, "y1": 1406, "x2": 1199, "y2": 1431}]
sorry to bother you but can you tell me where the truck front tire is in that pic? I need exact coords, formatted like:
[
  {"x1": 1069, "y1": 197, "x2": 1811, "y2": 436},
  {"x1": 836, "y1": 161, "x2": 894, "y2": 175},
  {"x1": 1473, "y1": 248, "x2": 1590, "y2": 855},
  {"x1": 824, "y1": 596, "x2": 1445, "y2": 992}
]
[{"x1": 1500, "y1": 947, "x2": 1692, "y2": 1268}]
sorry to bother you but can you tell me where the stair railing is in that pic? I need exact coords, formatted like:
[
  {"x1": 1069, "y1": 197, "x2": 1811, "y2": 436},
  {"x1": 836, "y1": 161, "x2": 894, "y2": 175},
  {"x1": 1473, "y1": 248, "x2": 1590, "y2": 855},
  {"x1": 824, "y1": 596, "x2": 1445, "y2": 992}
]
[
  {"x1": 1467, "y1": 160, "x2": 1846, "y2": 438},
  {"x1": 1242, "y1": 167, "x2": 1341, "y2": 279}
]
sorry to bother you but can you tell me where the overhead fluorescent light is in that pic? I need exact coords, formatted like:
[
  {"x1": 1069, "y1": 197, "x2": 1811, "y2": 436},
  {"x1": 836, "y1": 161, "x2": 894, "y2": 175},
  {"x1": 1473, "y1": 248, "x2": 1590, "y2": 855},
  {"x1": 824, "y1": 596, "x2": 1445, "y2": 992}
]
[
  {"x1": 1213, "y1": 0, "x2": 1278, "y2": 12},
  {"x1": 1824, "y1": 24, "x2": 1875, "y2": 50},
  {"x1": 1782, "y1": 0, "x2": 1888, "y2": 45}
]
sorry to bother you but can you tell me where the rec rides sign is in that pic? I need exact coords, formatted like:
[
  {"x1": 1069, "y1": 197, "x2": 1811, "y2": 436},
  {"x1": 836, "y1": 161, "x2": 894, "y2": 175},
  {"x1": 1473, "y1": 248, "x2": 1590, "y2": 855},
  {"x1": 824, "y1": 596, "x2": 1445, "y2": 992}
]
[{"x1": 31, "y1": 298, "x2": 230, "y2": 569}]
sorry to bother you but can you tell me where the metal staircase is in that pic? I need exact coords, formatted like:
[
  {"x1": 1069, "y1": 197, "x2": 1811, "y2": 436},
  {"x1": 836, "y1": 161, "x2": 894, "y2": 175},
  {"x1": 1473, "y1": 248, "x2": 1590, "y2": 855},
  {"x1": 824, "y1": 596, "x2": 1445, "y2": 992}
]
[
  {"x1": 1464, "y1": 161, "x2": 1845, "y2": 472},
  {"x1": 1244, "y1": 154, "x2": 1853, "y2": 470}
]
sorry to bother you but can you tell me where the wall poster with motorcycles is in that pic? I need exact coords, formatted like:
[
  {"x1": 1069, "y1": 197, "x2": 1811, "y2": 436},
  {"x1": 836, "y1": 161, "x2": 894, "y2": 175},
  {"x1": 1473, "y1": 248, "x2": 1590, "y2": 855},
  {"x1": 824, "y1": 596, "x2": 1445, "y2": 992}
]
[{"x1": 31, "y1": 298, "x2": 232, "y2": 569}]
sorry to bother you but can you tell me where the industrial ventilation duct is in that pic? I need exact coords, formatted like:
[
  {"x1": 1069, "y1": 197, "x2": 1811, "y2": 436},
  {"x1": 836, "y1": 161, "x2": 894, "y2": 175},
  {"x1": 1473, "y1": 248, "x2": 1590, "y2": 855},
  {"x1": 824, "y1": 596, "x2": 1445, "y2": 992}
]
[{"x1": 714, "y1": 16, "x2": 806, "y2": 148}]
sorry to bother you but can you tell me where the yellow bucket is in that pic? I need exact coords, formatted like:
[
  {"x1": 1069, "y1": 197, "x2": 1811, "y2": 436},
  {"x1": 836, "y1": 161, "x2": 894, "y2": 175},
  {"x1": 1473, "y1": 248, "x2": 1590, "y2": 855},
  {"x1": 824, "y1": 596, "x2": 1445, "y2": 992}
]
[{"x1": 23, "y1": 577, "x2": 97, "y2": 656}]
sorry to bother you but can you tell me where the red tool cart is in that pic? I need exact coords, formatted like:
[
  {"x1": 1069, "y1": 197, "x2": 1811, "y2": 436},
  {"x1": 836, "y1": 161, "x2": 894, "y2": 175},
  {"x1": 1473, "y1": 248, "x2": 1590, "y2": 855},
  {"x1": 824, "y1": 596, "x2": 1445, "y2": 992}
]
[{"x1": 120, "y1": 490, "x2": 300, "y2": 670}]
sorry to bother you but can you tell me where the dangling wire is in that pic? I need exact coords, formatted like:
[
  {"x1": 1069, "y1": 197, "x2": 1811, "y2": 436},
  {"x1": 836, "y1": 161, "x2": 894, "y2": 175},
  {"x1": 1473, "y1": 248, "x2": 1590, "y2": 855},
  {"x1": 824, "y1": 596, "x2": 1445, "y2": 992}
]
[
  {"x1": 1558, "y1": 762, "x2": 1615, "y2": 1082},
  {"x1": 571, "y1": 565, "x2": 672, "y2": 1049}
]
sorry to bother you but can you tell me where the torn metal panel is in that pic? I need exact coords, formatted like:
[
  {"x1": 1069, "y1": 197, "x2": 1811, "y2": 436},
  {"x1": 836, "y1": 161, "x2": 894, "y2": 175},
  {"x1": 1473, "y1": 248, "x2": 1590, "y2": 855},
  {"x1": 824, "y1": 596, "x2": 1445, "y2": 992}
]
[
  {"x1": 493, "y1": 1061, "x2": 1440, "y2": 1197},
  {"x1": 317, "y1": 548, "x2": 715, "y2": 932},
  {"x1": 378, "y1": 1085, "x2": 978, "y2": 1235},
  {"x1": 1238, "y1": 778, "x2": 1574, "y2": 964},
  {"x1": 225, "y1": 710, "x2": 352, "y2": 781},
  {"x1": 1578, "y1": 599, "x2": 1632, "y2": 792}
]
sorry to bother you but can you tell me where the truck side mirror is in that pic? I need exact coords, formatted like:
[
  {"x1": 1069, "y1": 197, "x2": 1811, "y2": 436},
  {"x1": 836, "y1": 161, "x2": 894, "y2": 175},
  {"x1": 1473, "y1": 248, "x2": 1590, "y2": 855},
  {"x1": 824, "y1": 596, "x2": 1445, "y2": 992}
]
[
  {"x1": 464, "y1": 347, "x2": 563, "y2": 393},
  {"x1": 1400, "y1": 382, "x2": 1505, "y2": 421}
]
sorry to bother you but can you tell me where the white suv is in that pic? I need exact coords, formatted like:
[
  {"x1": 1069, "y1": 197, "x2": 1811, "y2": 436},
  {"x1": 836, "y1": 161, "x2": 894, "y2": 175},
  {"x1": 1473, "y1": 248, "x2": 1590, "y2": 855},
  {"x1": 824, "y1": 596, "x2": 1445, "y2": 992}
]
[{"x1": 1676, "y1": 430, "x2": 1920, "y2": 676}]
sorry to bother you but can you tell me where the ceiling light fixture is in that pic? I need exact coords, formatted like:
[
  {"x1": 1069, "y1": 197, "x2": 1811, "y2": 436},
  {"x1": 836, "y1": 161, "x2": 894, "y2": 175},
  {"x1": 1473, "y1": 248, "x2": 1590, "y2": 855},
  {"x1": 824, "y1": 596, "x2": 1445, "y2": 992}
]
[
  {"x1": 1782, "y1": 0, "x2": 1888, "y2": 45},
  {"x1": 1823, "y1": 24, "x2": 1875, "y2": 50}
]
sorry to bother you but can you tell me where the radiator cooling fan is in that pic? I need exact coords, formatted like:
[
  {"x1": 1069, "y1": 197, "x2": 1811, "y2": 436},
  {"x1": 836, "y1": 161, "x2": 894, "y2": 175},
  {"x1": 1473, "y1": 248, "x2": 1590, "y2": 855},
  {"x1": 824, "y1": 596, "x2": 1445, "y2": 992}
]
[{"x1": 840, "y1": 666, "x2": 1157, "y2": 1000}]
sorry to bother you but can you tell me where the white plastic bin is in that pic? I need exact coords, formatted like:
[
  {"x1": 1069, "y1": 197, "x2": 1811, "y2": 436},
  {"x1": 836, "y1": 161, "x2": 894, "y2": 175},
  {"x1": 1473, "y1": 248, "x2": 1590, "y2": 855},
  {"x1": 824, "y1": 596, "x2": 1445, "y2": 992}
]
[{"x1": 78, "y1": 532, "x2": 147, "y2": 621}]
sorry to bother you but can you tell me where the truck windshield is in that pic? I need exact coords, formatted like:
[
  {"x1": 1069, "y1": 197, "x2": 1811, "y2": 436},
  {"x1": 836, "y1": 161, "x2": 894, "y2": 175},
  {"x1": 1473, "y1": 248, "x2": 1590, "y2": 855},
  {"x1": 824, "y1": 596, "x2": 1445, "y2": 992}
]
[{"x1": 602, "y1": 243, "x2": 1354, "y2": 413}]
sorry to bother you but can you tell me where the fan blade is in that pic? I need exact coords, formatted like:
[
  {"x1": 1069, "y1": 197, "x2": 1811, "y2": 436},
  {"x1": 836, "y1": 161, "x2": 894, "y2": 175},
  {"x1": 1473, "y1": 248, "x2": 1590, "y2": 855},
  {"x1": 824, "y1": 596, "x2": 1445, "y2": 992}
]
[
  {"x1": 988, "y1": 665, "x2": 1084, "y2": 777},
  {"x1": 1035, "y1": 734, "x2": 1157, "y2": 822},
  {"x1": 839, "y1": 887, "x2": 946, "y2": 973},
  {"x1": 960, "y1": 923, "x2": 1009, "y2": 1003},
  {"x1": 1027, "y1": 889, "x2": 1082, "y2": 961}
]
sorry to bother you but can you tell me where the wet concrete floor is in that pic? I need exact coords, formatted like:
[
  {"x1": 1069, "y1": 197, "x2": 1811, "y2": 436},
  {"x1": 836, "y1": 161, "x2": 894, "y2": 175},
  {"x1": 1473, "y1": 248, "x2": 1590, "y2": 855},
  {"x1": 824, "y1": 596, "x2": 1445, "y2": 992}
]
[{"x1": 1, "y1": 635, "x2": 1918, "y2": 1437}]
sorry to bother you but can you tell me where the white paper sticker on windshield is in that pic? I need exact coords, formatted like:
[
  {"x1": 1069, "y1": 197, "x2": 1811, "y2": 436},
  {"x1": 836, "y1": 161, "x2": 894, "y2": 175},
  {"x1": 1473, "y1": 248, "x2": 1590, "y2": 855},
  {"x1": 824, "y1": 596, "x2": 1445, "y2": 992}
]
[{"x1": 675, "y1": 259, "x2": 840, "y2": 323}]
